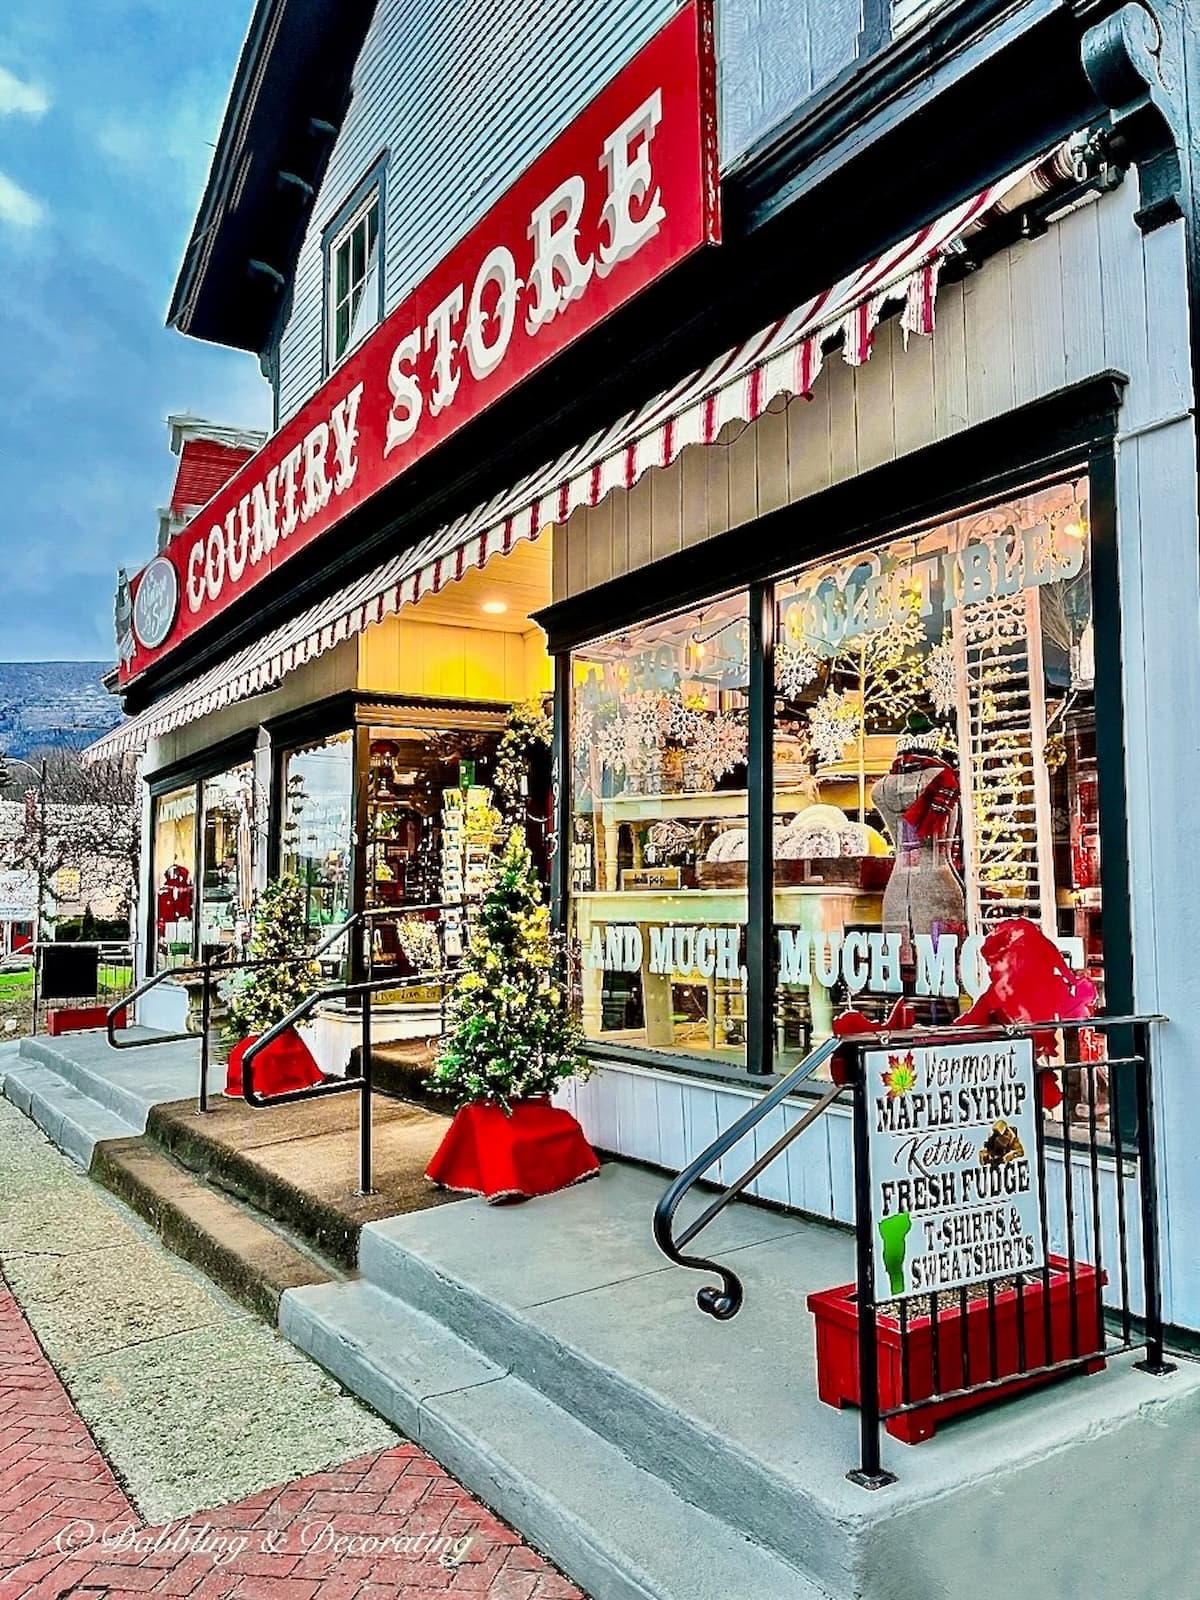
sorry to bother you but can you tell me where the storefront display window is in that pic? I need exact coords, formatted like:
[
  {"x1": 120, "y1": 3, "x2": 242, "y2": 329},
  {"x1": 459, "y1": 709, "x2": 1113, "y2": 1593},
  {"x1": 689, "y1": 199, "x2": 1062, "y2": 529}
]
[
  {"x1": 152, "y1": 784, "x2": 197, "y2": 971},
  {"x1": 771, "y1": 477, "x2": 1101, "y2": 1081},
  {"x1": 365, "y1": 723, "x2": 502, "y2": 972},
  {"x1": 567, "y1": 478, "x2": 1107, "y2": 1099},
  {"x1": 281, "y1": 733, "x2": 354, "y2": 934},
  {"x1": 569, "y1": 595, "x2": 751, "y2": 1064},
  {"x1": 199, "y1": 763, "x2": 257, "y2": 960}
]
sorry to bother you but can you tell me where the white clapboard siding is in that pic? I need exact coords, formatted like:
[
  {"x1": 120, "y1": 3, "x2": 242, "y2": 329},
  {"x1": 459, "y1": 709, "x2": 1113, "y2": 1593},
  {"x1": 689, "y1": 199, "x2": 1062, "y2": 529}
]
[
  {"x1": 557, "y1": 1060, "x2": 849, "y2": 1222},
  {"x1": 1043, "y1": 1146, "x2": 1146, "y2": 1320},
  {"x1": 274, "y1": 0, "x2": 858, "y2": 421}
]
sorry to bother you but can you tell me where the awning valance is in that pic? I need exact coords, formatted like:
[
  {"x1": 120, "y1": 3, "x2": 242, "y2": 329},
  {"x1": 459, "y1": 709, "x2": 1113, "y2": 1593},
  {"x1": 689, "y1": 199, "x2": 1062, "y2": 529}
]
[{"x1": 85, "y1": 150, "x2": 1060, "y2": 766}]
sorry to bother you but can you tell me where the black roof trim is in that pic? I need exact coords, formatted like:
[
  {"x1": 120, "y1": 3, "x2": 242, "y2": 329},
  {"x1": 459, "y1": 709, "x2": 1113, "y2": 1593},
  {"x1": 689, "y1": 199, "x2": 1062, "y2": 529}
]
[{"x1": 167, "y1": 0, "x2": 379, "y2": 355}]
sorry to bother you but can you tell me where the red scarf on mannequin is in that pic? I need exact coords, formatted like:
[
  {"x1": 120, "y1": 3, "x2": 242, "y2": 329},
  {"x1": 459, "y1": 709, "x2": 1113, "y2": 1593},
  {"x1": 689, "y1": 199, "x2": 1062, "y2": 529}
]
[{"x1": 892, "y1": 751, "x2": 959, "y2": 840}]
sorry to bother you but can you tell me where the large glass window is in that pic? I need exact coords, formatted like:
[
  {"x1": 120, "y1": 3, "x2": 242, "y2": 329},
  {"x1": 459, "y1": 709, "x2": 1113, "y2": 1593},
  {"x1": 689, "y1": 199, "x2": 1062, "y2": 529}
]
[
  {"x1": 771, "y1": 476, "x2": 1101, "y2": 1082},
  {"x1": 152, "y1": 784, "x2": 197, "y2": 971},
  {"x1": 567, "y1": 477, "x2": 1107, "y2": 1101},
  {"x1": 199, "y1": 763, "x2": 257, "y2": 959},
  {"x1": 570, "y1": 595, "x2": 751, "y2": 1064},
  {"x1": 281, "y1": 733, "x2": 354, "y2": 934}
]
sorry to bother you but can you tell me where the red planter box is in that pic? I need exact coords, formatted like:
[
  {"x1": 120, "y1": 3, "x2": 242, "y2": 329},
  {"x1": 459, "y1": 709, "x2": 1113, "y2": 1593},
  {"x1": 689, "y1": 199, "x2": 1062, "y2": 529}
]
[
  {"x1": 46, "y1": 1005, "x2": 126, "y2": 1035},
  {"x1": 808, "y1": 1256, "x2": 1106, "y2": 1443}
]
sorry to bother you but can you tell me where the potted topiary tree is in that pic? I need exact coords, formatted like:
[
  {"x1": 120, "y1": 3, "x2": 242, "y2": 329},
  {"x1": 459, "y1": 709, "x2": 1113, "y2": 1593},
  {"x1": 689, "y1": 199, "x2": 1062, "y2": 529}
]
[
  {"x1": 425, "y1": 827, "x2": 598, "y2": 1202},
  {"x1": 221, "y1": 876, "x2": 326, "y2": 1098}
]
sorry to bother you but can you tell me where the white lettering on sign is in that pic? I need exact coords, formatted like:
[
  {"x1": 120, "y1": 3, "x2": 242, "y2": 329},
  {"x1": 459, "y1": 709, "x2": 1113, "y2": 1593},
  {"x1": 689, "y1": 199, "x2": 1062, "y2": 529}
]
[
  {"x1": 464, "y1": 247, "x2": 521, "y2": 380},
  {"x1": 597, "y1": 91, "x2": 666, "y2": 276},
  {"x1": 585, "y1": 923, "x2": 744, "y2": 982},
  {"x1": 184, "y1": 387, "x2": 362, "y2": 616},
  {"x1": 779, "y1": 519, "x2": 1087, "y2": 657},
  {"x1": 585, "y1": 924, "x2": 1080, "y2": 1003},
  {"x1": 385, "y1": 331, "x2": 424, "y2": 453},
  {"x1": 525, "y1": 176, "x2": 594, "y2": 334},
  {"x1": 866, "y1": 1038, "x2": 1045, "y2": 1299},
  {"x1": 385, "y1": 92, "x2": 665, "y2": 454}
]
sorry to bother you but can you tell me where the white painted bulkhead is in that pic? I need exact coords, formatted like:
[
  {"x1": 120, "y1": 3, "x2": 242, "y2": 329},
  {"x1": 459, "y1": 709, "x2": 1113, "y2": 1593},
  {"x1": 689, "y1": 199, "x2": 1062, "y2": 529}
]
[{"x1": 552, "y1": 178, "x2": 1200, "y2": 1333}]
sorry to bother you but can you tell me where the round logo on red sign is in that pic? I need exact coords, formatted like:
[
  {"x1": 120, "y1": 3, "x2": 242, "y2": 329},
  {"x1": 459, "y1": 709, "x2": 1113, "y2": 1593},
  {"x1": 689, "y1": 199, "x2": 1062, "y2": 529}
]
[{"x1": 132, "y1": 556, "x2": 180, "y2": 651}]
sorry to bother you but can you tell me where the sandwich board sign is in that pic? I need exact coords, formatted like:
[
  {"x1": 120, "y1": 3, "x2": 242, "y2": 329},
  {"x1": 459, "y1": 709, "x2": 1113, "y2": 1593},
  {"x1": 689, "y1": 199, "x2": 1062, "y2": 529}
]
[{"x1": 865, "y1": 1036, "x2": 1045, "y2": 1301}]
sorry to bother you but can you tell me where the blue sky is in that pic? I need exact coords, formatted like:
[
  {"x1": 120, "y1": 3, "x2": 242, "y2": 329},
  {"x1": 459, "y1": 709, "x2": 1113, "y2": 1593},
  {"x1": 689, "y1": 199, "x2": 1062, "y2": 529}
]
[{"x1": 0, "y1": 0, "x2": 272, "y2": 663}]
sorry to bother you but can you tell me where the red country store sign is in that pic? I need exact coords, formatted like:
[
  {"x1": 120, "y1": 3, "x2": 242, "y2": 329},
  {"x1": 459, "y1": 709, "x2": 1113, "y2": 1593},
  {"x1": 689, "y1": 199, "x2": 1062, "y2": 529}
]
[{"x1": 120, "y1": 0, "x2": 720, "y2": 682}]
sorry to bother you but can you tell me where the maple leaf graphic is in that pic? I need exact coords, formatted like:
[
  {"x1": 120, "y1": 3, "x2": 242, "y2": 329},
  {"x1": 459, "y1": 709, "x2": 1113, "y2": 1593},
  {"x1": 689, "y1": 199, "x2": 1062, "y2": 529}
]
[{"x1": 882, "y1": 1052, "x2": 917, "y2": 1099}]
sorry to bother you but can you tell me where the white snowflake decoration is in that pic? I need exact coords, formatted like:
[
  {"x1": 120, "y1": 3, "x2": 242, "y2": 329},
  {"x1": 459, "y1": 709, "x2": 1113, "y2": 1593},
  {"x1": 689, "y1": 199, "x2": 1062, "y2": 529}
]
[
  {"x1": 689, "y1": 712, "x2": 748, "y2": 781},
  {"x1": 776, "y1": 637, "x2": 821, "y2": 699},
  {"x1": 660, "y1": 689, "x2": 700, "y2": 745},
  {"x1": 624, "y1": 691, "x2": 667, "y2": 744},
  {"x1": 925, "y1": 639, "x2": 958, "y2": 719},
  {"x1": 596, "y1": 719, "x2": 628, "y2": 772},
  {"x1": 809, "y1": 688, "x2": 861, "y2": 766}
]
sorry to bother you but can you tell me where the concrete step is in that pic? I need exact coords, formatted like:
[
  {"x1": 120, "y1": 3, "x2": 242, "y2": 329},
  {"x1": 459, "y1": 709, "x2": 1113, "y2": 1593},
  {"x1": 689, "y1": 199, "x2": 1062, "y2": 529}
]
[
  {"x1": 353, "y1": 1177, "x2": 854, "y2": 1590},
  {"x1": 1, "y1": 1057, "x2": 138, "y2": 1169},
  {"x1": 93, "y1": 1137, "x2": 335, "y2": 1322},
  {"x1": 17, "y1": 1030, "x2": 198, "y2": 1132},
  {"x1": 144, "y1": 1091, "x2": 455, "y2": 1270},
  {"x1": 338, "y1": 1164, "x2": 1200, "y2": 1600},
  {"x1": 281, "y1": 1278, "x2": 829, "y2": 1600}
]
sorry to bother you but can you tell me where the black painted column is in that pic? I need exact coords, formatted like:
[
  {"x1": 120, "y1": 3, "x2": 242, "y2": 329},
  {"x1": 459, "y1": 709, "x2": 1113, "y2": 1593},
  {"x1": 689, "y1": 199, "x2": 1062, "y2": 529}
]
[{"x1": 746, "y1": 581, "x2": 775, "y2": 1076}]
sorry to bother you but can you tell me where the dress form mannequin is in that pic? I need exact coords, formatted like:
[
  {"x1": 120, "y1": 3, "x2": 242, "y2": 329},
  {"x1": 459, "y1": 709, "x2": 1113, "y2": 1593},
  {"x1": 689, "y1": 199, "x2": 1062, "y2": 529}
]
[{"x1": 871, "y1": 755, "x2": 965, "y2": 963}]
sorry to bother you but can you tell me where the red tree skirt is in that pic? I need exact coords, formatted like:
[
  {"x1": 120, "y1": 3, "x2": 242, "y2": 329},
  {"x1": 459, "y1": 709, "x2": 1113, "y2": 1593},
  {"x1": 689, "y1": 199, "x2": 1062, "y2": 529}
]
[
  {"x1": 426, "y1": 1099, "x2": 600, "y2": 1204},
  {"x1": 225, "y1": 1026, "x2": 325, "y2": 1098}
]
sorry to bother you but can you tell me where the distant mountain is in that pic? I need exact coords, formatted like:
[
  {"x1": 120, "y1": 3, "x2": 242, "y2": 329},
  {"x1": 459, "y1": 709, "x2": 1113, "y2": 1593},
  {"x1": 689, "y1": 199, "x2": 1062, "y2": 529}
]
[{"x1": 0, "y1": 662, "x2": 121, "y2": 760}]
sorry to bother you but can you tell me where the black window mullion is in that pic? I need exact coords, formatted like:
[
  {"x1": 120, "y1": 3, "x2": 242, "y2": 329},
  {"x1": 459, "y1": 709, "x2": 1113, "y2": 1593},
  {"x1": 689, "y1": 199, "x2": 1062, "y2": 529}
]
[
  {"x1": 191, "y1": 779, "x2": 203, "y2": 962},
  {"x1": 746, "y1": 580, "x2": 775, "y2": 1076},
  {"x1": 551, "y1": 650, "x2": 571, "y2": 933}
]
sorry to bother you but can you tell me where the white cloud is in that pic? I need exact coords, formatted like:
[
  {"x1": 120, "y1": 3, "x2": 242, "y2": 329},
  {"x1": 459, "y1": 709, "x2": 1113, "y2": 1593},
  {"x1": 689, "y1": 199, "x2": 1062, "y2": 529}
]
[
  {"x1": 0, "y1": 170, "x2": 45, "y2": 229},
  {"x1": 0, "y1": 66, "x2": 49, "y2": 118}
]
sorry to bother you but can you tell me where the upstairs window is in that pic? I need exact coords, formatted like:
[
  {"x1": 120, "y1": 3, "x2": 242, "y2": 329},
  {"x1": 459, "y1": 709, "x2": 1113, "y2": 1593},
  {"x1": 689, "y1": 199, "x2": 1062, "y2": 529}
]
[{"x1": 327, "y1": 191, "x2": 381, "y2": 368}]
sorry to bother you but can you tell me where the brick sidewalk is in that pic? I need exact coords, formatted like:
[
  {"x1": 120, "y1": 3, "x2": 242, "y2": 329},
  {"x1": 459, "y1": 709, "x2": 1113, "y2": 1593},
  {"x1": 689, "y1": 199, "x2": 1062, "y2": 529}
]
[{"x1": 0, "y1": 1282, "x2": 581, "y2": 1600}]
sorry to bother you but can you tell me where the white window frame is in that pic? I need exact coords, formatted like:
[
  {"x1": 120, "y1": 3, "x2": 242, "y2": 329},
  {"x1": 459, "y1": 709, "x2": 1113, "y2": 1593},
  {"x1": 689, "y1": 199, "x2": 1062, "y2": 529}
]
[{"x1": 326, "y1": 189, "x2": 382, "y2": 371}]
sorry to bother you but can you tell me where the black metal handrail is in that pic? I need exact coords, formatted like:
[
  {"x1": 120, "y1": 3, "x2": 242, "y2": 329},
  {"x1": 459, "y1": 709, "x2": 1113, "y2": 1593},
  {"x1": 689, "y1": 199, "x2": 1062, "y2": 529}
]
[
  {"x1": 652, "y1": 1034, "x2": 843, "y2": 1318},
  {"x1": 840, "y1": 1012, "x2": 1171, "y2": 1488},
  {"x1": 241, "y1": 968, "x2": 453, "y2": 1193},
  {"x1": 104, "y1": 915, "x2": 362, "y2": 1111},
  {"x1": 656, "y1": 1011, "x2": 1172, "y2": 1490}
]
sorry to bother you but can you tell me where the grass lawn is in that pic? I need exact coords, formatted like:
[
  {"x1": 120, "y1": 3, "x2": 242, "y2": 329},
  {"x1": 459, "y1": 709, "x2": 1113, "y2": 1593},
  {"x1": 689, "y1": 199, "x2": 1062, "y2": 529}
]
[{"x1": 0, "y1": 969, "x2": 33, "y2": 995}]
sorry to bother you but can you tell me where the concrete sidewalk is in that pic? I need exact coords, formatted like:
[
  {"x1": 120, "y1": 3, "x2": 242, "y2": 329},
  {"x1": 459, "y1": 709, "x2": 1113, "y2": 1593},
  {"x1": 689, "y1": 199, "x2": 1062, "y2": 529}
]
[{"x1": 0, "y1": 1095, "x2": 393, "y2": 1522}]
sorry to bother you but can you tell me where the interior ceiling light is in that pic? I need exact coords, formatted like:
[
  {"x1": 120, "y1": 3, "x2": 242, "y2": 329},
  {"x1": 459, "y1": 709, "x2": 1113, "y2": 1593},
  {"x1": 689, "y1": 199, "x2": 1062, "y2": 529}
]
[{"x1": 481, "y1": 599, "x2": 508, "y2": 614}]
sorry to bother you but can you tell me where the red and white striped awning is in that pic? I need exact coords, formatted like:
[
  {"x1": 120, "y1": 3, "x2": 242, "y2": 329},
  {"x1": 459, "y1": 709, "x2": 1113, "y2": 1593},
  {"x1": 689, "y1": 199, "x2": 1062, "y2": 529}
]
[{"x1": 85, "y1": 152, "x2": 1057, "y2": 765}]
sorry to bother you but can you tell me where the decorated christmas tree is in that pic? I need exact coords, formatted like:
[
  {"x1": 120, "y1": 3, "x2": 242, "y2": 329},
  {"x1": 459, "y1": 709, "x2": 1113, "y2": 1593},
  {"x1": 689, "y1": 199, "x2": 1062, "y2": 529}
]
[
  {"x1": 224, "y1": 876, "x2": 321, "y2": 1039},
  {"x1": 430, "y1": 828, "x2": 586, "y2": 1112}
]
